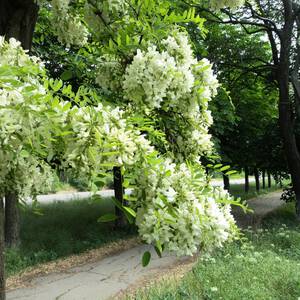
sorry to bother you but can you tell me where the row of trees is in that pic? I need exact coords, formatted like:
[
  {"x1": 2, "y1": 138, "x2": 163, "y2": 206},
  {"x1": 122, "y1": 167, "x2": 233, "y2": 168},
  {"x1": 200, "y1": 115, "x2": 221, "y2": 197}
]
[{"x1": 194, "y1": 0, "x2": 300, "y2": 214}]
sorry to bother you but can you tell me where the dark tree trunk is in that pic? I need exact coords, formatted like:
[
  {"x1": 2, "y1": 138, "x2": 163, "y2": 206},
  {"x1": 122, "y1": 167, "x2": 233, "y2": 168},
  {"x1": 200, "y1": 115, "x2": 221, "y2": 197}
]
[
  {"x1": 223, "y1": 174, "x2": 230, "y2": 191},
  {"x1": 0, "y1": 198, "x2": 5, "y2": 300},
  {"x1": 262, "y1": 169, "x2": 266, "y2": 189},
  {"x1": 254, "y1": 168, "x2": 260, "y2": 192},
  {"x1": 0, "y1": 0, "x2": 39, "y2": 50},
  {"x1": 244, "y1": 166, "x2": 249, "y2": 193},
  {"x1": 277, "y1": 1, "x2": 300, "y2": 218},
  {"x1": 113, "y1": 167, "x2": 127, "y2": 229},
  {"x1": 205, "y1": 167, "x2": 209, "y2": 176},
  {"x1": 5, "y1": 192, "x2": 20, "y2": 248},
  {"x1": 268, "y1": 171, "x2": 271, "y2": 188}
]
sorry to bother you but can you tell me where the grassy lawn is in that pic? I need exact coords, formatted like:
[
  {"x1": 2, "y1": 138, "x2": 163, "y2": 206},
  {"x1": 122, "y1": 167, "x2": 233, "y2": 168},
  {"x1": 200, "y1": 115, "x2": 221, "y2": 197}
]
[
  {"x1": 131, "y1": 203, "x2": 300, "y2": 300},
  {"x1": 6, "y1": 198, "x2": 136, "y2": 276}
]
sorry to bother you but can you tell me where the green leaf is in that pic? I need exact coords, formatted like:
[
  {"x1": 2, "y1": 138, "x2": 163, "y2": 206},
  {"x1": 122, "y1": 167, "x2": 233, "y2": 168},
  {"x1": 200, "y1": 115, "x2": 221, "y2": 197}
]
[
  {"x1": 61, "y1": 70, "x2": 73, "y2": 81},
  {"x1": 214, "y1": 164, "x2": 223, "y2": 169},
  {"x1": 142, "y1": 251, "x2": 151, "y2": 267},
  {"x1": 220, "y1": 165, "x2": 231, "y2": 172},
  {"x1": 20, "y1": 149, "x2": 30, "y2": 158},
  {"x1": 123, "y1": 206, "x2": 136, "y2": 218},
  {"x1": 155, "y1": 241, "x2": 163, "y2": 258},
  {"x1": 225, "y1": 170, "x2": 237, "y2": 175},
  {"x1": 98, "y1": 213, "x2": 118, "y2": 223}
]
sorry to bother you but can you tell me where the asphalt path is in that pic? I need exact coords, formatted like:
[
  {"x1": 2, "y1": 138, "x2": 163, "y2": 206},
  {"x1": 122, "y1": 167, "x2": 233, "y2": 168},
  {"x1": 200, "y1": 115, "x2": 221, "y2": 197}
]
[{"x1": 32, "y1": 177, "x2": 254, "y2": 204}]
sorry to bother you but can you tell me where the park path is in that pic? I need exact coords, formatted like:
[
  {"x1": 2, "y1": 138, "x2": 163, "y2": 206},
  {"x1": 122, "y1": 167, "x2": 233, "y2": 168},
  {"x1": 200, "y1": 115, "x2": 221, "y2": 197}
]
[
  {"x1": 32, "y1": 177, "x2": 254, "y2": 204},
  {"x1": 233, "y1": 190, "x2": 283, "y2": 228},
  {"x1": 7, "y1": 190, "x2": 281, "y2": 300}
]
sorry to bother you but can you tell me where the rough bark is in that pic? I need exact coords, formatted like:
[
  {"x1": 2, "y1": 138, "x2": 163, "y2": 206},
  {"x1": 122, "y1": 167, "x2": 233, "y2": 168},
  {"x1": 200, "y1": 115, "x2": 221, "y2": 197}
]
[
  {"x1": 223, "y1": 174, "x2": 230, "y2": 191},
  {"x1": 113, "y1": 167, "x2": 127, "y2": 229},
  {"x1": 0, "y1": 0, "x2": 38, "y2": 50},
  {"x1": 5, "y1": 192, "x2": 20, "y2": 248},
  {"x1": 267, "y1": 171, "x2": 271, "y2": 188},
  {"x1": 244, "y1": 166, "x2": 249, "y2": 193},
  {"x1": 254, "y1": 168, "x2": 260, "y2": 192},
  {"x1": 278, "y1": 0, "x2": 300, "y2": 218},
  {"x1": 0, "y1": 197, "x2": 5, "y2": 300}
]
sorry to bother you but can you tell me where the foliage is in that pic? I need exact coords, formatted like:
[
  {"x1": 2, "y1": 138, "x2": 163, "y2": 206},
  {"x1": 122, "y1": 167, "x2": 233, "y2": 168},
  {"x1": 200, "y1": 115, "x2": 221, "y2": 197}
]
[{"x1": 191, "y1": 20, "x2": 281, "y2": 174}]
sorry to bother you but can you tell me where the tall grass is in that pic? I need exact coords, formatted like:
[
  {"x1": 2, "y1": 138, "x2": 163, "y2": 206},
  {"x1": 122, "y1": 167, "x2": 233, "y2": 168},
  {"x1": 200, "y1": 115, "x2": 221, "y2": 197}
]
[
  {"x1": 6, "y1": 198, "x2": 136, "y2": 276},
  {"x1": 131, "y1": 203, "x2": 300, "y2": 300}
]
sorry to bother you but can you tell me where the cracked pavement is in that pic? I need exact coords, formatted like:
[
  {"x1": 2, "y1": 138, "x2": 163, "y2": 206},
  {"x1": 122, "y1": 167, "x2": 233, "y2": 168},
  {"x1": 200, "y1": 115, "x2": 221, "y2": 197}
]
[{"x1": 7, "y1": 245, "x2": 192, "y2": 300}]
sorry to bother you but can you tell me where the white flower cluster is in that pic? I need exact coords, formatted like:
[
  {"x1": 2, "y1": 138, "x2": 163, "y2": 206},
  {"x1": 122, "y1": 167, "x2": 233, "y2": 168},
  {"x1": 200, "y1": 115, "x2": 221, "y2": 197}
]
[
  {"x1": 133, "y1": 160, "x2": 237, "y2": 256},
  {"x1": 210, "y1": 0, "x2": 245, "y2": 9},
  {"x1": 84, "y1": 0, "x2": 128, "y2": 38},
  {"x1": 63, "y1": 103, "x2": 154, "y2": 177},
  {"x1": 2, "y1": 157, "x2": 54, "y2": 199},
  {"x1": 123, "y1": 31, "x2": 196, "y2": 111},
  {"x1": 0, "y1": 37, "x2": 56, "y2": 197},
  {"x1": 95, "y1": 56, "x2": 124, "y2": 93},
  {"x1": 51, "y1": 0, "x2": 89, "y2": 47},
  {"x1": 123, "y1": 30, "x2": 218, "y2": 160}
]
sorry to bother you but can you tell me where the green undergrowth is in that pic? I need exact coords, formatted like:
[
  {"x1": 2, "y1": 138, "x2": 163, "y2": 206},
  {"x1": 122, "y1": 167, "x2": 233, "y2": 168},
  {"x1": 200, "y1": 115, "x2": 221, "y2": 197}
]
[
  {"x1": 6, "y1": 198, "x2": 136, "y2": 276},
  {"x1": 131, "y1": 203, "x2": 300, "y2": 300}
]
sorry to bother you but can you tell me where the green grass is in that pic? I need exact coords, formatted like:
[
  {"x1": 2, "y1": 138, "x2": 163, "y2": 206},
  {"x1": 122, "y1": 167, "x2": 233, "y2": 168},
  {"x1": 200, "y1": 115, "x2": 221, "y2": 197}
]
[
  {"x1": 131, "y1": 204, "x2": 300, "y2": 300},
  {"x1": 6, "y1": 198, "x2": 136, "y2": 276}
]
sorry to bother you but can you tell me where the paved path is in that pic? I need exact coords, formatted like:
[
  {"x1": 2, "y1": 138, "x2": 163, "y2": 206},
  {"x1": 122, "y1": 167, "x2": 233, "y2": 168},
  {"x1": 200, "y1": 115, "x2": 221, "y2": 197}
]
[
  {"x1": 8, "y1": 183, "x2": 278, "y2": 300},
  {"x1": 33, "y1": 177, "x2": 254, "y2": 204},
  {"x1": 233, "y1": 191, "x2": 283, "y2": 228},
  {"x1": 7, "y1": 246, "x2": 194, "y2": 300}
]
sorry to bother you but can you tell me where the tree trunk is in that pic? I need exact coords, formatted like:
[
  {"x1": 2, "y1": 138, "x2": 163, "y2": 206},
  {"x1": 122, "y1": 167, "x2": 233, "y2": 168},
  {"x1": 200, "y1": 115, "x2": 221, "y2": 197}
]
[
  {"x1": 0, "y1": 0, "x2": 39, "y2": 50},
  {"x1": 244, "y1": 166, "x2": 249, "y2": 193},
  {"x1": 254, "y1": 168, "x2": 260, "y2": 192},
  {"x1": 262, "y1": 169, "x2": 266, "y2": 189},
  {"x1": 267, "y1": 171, "x2": 271, "y2": 188},
  {"x1": 223, "y1": 174, "x2": 230, "y2": 191},
  {"x1": 276, "y1": 1, "x2": 300, "y2": 218},
  {"x1": 5, "y1": 192, "x2": 20, "y2": 248},
  {"x1": 113, "y1": 167, "x2": 127, "y2": 229},
  {"x1": 0, "y1": 197, "x2": 5, "y2": 300}
]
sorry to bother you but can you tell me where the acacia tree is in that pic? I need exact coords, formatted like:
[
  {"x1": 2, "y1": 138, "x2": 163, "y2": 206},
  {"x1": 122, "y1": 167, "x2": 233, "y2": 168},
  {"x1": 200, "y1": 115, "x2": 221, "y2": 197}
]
[{"x1": 0, "y1": 1, "x2": 247, "y2": 299}]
